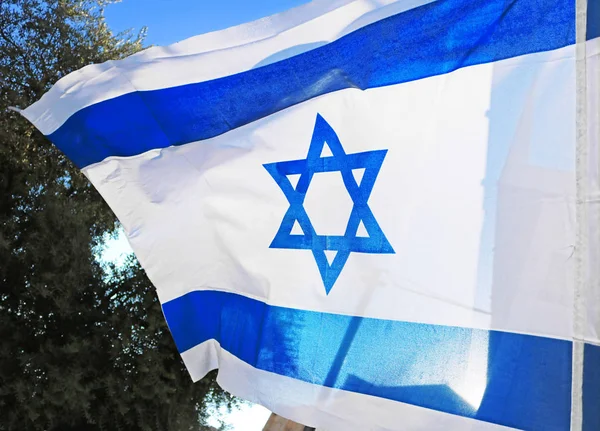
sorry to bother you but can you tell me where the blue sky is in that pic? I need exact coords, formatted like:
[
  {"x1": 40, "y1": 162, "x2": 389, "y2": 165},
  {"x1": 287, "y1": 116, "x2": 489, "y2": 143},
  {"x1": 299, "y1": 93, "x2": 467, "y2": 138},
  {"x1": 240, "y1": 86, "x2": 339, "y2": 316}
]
[
  {"x1": 103, "y1": 1, "x2": 312, "y2": 429},
  {"x1": 105, "y1": 0, "x2": 309, "y2": 46}
]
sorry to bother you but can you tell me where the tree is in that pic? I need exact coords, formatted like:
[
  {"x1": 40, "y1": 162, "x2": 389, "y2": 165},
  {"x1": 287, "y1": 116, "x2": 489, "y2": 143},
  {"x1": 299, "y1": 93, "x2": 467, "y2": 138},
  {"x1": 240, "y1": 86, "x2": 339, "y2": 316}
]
[{"x1": 0, "y1": 1, "x2": 233, "y2": 429}]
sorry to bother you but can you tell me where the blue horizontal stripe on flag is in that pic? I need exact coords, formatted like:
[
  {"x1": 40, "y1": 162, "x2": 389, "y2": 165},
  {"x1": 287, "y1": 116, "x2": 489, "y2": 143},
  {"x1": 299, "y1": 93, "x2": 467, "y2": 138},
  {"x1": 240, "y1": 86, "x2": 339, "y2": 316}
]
[
  {"x1": 49, "y1": 0, "x2": 576, "y2": 168},
  {"x1": 583, "y1": 343, "x2": 600, "y2": 431},
  {"x1": 162, "y1": 289, "x2": 573, "y2": 431},
  {"x1": 589, "y1": 0, "x2": 600, "y2": 40}
]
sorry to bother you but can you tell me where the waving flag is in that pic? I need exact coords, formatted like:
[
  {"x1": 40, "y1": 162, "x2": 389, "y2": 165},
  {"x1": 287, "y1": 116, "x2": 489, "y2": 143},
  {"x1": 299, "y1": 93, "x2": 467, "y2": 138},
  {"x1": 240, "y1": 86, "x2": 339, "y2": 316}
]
[{"x1": 23, "y1": 0, "x2": 600, "y2": 429}]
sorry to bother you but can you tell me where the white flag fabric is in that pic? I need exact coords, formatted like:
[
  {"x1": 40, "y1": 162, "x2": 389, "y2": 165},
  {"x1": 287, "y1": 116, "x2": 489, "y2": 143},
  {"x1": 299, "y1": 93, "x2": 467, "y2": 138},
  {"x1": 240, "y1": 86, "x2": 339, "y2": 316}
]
[{"x1": 23, "y1": 0, "x2": 600, "y2": 429}]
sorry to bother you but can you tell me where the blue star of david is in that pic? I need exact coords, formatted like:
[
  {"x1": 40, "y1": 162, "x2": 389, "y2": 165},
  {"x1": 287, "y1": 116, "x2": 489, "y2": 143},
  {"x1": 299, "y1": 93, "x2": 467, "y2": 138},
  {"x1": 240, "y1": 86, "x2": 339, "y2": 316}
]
[{"x1": 263, "y1": 114, "x2": 394, "y2": 294}]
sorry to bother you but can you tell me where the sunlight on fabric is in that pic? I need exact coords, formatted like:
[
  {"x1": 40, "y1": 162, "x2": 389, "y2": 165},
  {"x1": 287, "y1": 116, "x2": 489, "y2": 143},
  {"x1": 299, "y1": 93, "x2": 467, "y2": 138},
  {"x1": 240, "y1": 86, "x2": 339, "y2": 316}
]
[
  {"x1": 448, "y1": 330, "x2": 489, "y2": 410},
  {"x1": 387, "y1": 326, "x2": 489, "y2": 414}
]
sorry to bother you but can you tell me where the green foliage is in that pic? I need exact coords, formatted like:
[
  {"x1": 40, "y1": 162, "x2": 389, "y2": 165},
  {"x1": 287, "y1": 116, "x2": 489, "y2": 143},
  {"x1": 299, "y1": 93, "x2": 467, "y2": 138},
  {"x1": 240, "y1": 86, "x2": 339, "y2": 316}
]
[{"x1": 0, "y1": 1, "x2": 233, "y2": 429}]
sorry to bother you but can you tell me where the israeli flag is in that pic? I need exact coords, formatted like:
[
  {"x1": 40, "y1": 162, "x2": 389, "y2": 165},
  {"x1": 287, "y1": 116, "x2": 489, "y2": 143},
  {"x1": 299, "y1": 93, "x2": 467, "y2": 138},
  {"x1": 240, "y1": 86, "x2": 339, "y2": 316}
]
[{"x1": 23, "y1": 0, "x2": 600, "y2": 429}]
